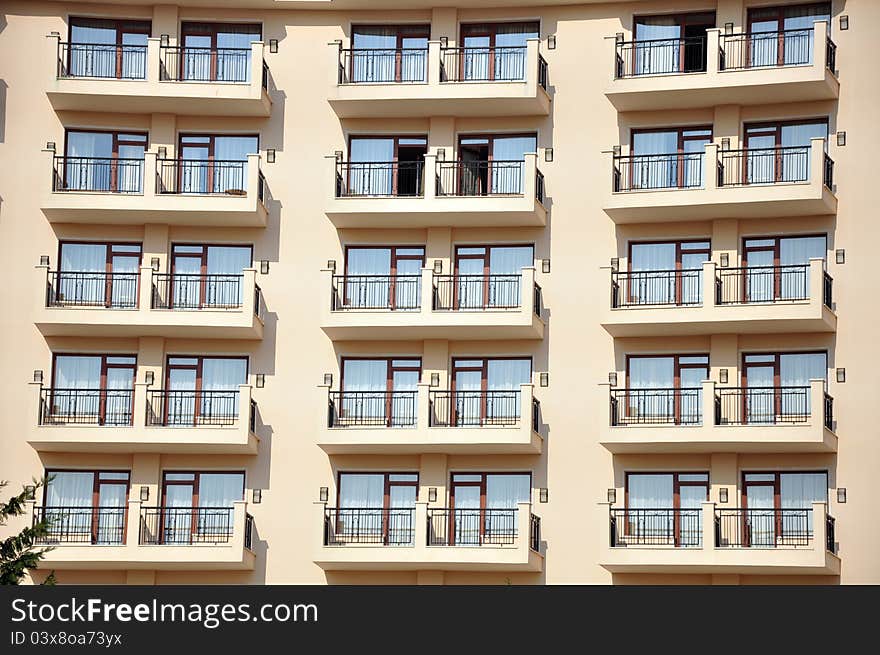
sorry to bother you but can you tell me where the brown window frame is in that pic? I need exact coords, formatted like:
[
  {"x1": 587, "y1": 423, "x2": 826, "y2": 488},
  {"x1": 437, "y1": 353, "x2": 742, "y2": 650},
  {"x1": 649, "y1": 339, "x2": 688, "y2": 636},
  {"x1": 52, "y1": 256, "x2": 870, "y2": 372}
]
[
  {"x1": 630, "y1": 126, "x2": 713, "y2": 189},
  {"x1": 57, "y1": 241, "x2": 143, "y2": 308},
  {"x1": 624, "y1": 471, "x2": 709, "y2": 547},
  {"x1": 335, "y1": 472, "x2": 419, "y2": 545},
  {"x1": 453, "y1": 243, "x2": 535, "y2": 308},
  {"x1": 346, "y1": 134, "x2": 428, "y2": 197},
  {"x1": 63, "y1": 129, "x2": 148, "y2": 192},
  {"x1": 449, "y1": 356, "x2": 532, "y2": 426},
  {"x1": 746, "y1": 3, "x2": 832, "y2": 67},
  {"x1": 43, "y1": 468, "x2": 131, "y2": 544},
  {"x1": 350, "y1": 24, "x2": 430, "y2": 83},
  {"x1": 456, "y1": 133, "x2": 537, "y2": 196},
  {"x1": 625, "y1": 354, "x2": 709, "y2": 425},
  {"x1": 179, "y1": 22, "x2": 262, "y2": 81},
  {"x1": 163, "y1": 355, "x2": 249, "y2": 425},
  {"x1": 741, "y1": 234, "x2": 827, "y2": 301},
  {"x1": 339, "y1": 357, "x2": 422, "y2": 427},
  {"x1": 741, "y1": 470, "x2": 828, "y2": 545},
  {"x1": 626, "y1": 239, "x2": 711, "y2": 305},
  {"x1": 742, "y1": 118, "x2": 829, "y2": 183},
  {"x1": 159, "y1": 470, "x2": 245, "y2": 544},
  {"x1": 343, "y1": 245, "x2": 425, "y2": 309},
  {"x1": 50, "y1": 353, "x2": 137, "y2": 426},
  {"x1": 631, "y1": 12, "x2": 716, "y2": 75},
  {"x1": 169, "y1": 243, "x2": 254, "y2": 308},
  {"x1": 458, "y1": 21, "x2": 540, "y2": 81},
  {"x1": 448, "y1": 472, "x2": 532, "y2": 545},
  {"x1": 740, "y1": 350, "x2": 827, "y2": 423},
  {"x1": 68, "y1": 17, "x2": 152, "y2": 79}
]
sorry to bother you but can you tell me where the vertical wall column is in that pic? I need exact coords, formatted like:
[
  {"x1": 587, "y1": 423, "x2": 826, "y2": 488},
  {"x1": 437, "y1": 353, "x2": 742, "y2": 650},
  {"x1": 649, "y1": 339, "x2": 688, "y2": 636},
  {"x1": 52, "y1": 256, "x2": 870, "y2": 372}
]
[
  {"x1": 713, "y1": 105, "x2": 742, "y2": 149},
  {"x1": 712, "y1": 218, "x2": 739, "y2": 271},
  {"x1": 419, "y1": 454, "x2": 448, "y2": 505},
  {"x1": 152, "y1": 5, "x2": 180, "y2": 45},
  {"x1": 131, "y1": 453, "x2": 161, "y2": 516},
  {"x1": 710, "y1": 334, "x2": 739, "y2": 385},
  {"x1": 422, "y1": 339, "x2": 449, "y2": 389},
  {"x1": 430, "y1": 8, "x2": 458, "y2": 46},
  {"x1": 715, "y1": 0, "x2": 747, "y2": 33}
]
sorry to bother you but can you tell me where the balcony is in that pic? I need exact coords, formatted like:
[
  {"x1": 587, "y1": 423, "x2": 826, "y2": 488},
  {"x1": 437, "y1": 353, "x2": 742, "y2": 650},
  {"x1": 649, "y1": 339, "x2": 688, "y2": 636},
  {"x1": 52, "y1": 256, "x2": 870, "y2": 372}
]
[
  {"x1": 313, "y1": 502, "x2": 542, "y2": 572},
  {"x1": 325, "y1": 153, "x2": 546, "y2": 228},
  {"x1": 600, "y1": 259, "x2": 835, "y2": 337},
  {"x1": 41, "y1": 151, "x2": 268, "y2": 227},
  {"x1": 604, "y1": 139, "x2": 835, "y2": 223},
  {"x1": 45, "y1": 36, "x2": 271, "y2": 117},
  {"x1": 600, "y1": 502, "x2": 839, "y2": 575},
  {"x1": 317, "y1": 384, "x2": 542, "y2": 455},
  {"x1": 31, "y1": 501, "x2": 255, "y2": 571},
  {"x1": 328, "y1": 39, "x2": 549, "y2": 118},
  {"x1": 599, "y1": 379, "x2": 836, "y2": 454},
  {"x1": 320, "y1": 268, "x2": 544, "y2": 340},
  {"x1": 33, "y1": 265, "x2": 264, "y2": 339},
  {"x1": 605, "y1": 23, "x2": 838, "y2": 111},
  {"x1": 26, "y1": 383, "x2": 259, "y2": 455}
]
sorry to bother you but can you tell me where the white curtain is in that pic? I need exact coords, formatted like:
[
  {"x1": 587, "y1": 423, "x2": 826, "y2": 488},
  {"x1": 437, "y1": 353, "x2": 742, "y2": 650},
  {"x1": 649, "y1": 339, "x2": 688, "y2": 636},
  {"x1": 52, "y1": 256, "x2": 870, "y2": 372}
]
[
  {"x1": 349, "y1": 138, "x2": 395, "y2": 195},
  {"x1": 96, "y1": 483, "x2": 127, "y2": 544},
  {"x1": 488, "y1": 246, "x2": 532, "y2": 307},
  {"x1": 59, "y1": 243, "x2": 105, "y2": 305},
  {"x1": 630, "y1": 243, "x2": 676, "y2": 304},
  {"x1": 781, "y1": 122, "x2": 827, "y2": 181},
  {"x1": 345, "y1": 248, "x2": 391, "y2": 308},
  {"x1": 206, "y1": 245, "x2": 251, "y2": 307},
  {"x1": 491, "y1": 135, "x2": 535, "y2": 194},
  {"x1": 780, "y1": 236, "x2": 826, "y2": 299},
  {"x1": 634, "y1": 17, "x2": 680, "y2": 75},
  {"x1": 342, "y1": 360, "x2": 388, "y2": 422},
  {"x1": 493, "y1": 24, "x2": 538, "y2": 80},
  {"x1": 213, "y1": 136, "x2": 257, "y2": 193},
  {"x1": 781, "y1": 472, "x2": 827, "y2": 538},
  {"x1": 627, "y1": 474, "x2": 674, "y2": 540},
  {"x1": 201, "y1": 358, "x2": 247, "y2": 420},
  {"x1": 45, "y1": 472, "x2": 94, "y2": 542},
  {"x1": 198, "y1": 473, "x2": 244, "y2": 535},
  {"x1": 66, "y1": 132, "x2": 112, "y2": 191},
  {"x1": 339, "y1": 474, "x2": 385, "y2": 539},
  {"x1": 69, "y1": 22, "x2": 117, "y2": 78},
  {"x1": 780, "y1": 352, "x2": 826, "y2": 415},
  {"x1": 216, "y1": 28, "x2": 261, "y2": 82},
  {"x1": 53, "y1": 356, "x2": 101, "y2": 420},
  {"x1": 628, "y1": 356, "x2": 675, "y2": 421},
  {"x1": 487, "y1": 359, "x2": 531, "y2": 422},
  {"x1": 351, "y1": 28, "x2": 427, "y2": 83},
  {"x1": 486, "y1": 474, "x2": 530, "y2": 536}
]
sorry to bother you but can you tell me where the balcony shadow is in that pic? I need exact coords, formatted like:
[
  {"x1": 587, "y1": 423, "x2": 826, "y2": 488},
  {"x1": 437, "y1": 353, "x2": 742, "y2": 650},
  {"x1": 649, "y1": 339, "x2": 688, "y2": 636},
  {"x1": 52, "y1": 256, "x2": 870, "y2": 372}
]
[{"x1": 0, "y1": 79, "x2": 6, "y2": 143}]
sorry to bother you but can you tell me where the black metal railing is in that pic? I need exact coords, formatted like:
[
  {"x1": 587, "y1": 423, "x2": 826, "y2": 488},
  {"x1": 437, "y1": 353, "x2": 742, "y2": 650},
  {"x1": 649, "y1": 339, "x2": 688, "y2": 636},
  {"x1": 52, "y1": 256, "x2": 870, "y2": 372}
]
[
  {"x1": 146, "y1": 389, "x2": 240, "y2": 427},
  {"x1": 261, "y1": 60, "x2": 269, "y2": 91},
  {"x1": 529, "y1": 513, "x2": 541, "y2": 552},
  {"x1": 151, "y1": 273, "x2": 245, "y2": 310},
  {"x1": 440, "y1": 46, "x2": 528, "y2": 82},
  {"x1": 615, "y1": 36, "x2": 707, "y2": 78},
  {"x1": 823, "y1": 152, "x2": 834, "y2": 189},
  {"x1": 535, "y1": 167, "x2": 545, "y2": 203},
  {"x1": 538, "y1": 54, "x2": 548, "y2": 90},
  {"x1": 57, "y1": 41, "x2": 148, "y2": 80},
  {"x1": 533, "y1": 283, "x2": 542, "y2": 317},
  {"x1": 244, "y1": 513, "x2": 255, "y2": 550},
  {"x1": 253, "y1": 283, "x2": 263, "y2": 318},
  {"x1": 717, "y1": 146, "x2": 815, "y2": 186},
  {"x1": 531, "y1": 397, "x2": 541, "y2": 433},
  {"x1": 432, "y1": 274, "x2": 523, "y2": 310},
  {"x1": 609, "y1": 508, "x2": 703, "y2": 547},
  {"x1": 826, "y1": 514, "x2": 836, "y2": 553},
  {"x1": 323, "y1": 507, "x2": 415, "y2": 546},
  {"x1": 257, "y1": 170, "x2": 267, "y2": 205},
  {"x1": 334, "y1": 160, "x2": 425, "y2": 197},
  {"x1": 610, "y1": 388, "x2": 703, "y2": 426},
  {"x1": 159, "y1": 45, "x2": 253, "y2": 82},
  {"x1": 34, "y1": 505, "x2": 127, "y2": 545},
  {"x1": 715, "y1": 386, "x2": 820, "y2": 425},
  {"x1": 427, "y1": 508, "x2": 518, "y2": 546},
  {"x1": 156, "y1": 158, "x2": 250, "y2": 195},
  {"x1": 825, "y1": 36, "x2": 836, "y2": 73},
  {"x1": 45, "y1": 270, "x2": 140, "y2": 309},
  {"x1": 327, "y1": 390, "x2": 418, "y2": 428},
  {"x1": 612, "y1": 152, "x2": 705, "y2": 191},
  {"x1": 436, "y1": 159, "x2": 529, "y2": 196},
  {"x1": 249, "y1": 398, "x2": 258, "y2": 434},
  {"x1": 611, "y1": 269, "x2": 703, "y2": 307},
  {"x1": 716, "y1": 265, "x2": 812, "y2": 304},
  {"x1": 330, "y1": 275, "x2": 421, "y2": 311},
  {"x1": 823, "y1": 271, "x2": 833, "y2": 308},
  {"x1": 337, "y1": 47, "x2": 428, "y2": 84},
  {"x1": 715, "y1": 508, "x2": 815, "y2": 547},
  {"x1": 52, "y1": 156, "x2": 144, "y2": 193},
  {"x1": 720, "y1": 28, "x2": 815, "y2": 71},
  {"x1": 824, "y1": 393, "x2": 833, "y2": 431},
  {"x1": 428, "y1": 390, "x2": 522, "y2": 427},
  {"x1": 39, "y1": 387, "x2": 134, "y2": 426},
  {"x1": 139, "y1": 506, "x2": 235, "y2": 545}
]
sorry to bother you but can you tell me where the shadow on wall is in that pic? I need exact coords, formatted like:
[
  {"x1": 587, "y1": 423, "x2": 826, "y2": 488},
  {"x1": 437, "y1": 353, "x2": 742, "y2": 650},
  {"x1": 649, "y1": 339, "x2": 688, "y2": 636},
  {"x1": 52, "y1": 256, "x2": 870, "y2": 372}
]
[{"x1": 0, "y1": 79, "x2": 7, "y2": 143}]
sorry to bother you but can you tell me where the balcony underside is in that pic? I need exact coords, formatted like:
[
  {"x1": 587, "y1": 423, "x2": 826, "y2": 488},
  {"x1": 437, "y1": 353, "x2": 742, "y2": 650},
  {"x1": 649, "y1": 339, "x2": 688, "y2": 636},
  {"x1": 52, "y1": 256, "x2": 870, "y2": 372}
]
[
  {"x1": 326, "y1": 198, "x2": 547, "y2": 228},
  {"x1": 37, "y1": 546, "x2": 256, "y2": 571},
  {"x1": 601, "y1": 547, "x2": 840, "y2": 575},
  {"x1": 600, "y1": 425, "x2": 837, "y2": 454},
  {"x1": 28, "y1": 427, "x2": 259, "y2": 455},
  {"x1": 317, "y1": 427, "x2": 543, "y2": 455},
  {"x1": 321, "y1": 311, "x2": 544, "y2": 341},
  {"x1": 604, "y1": 184, "x2": 836, "y2": 223},
  {"x1": 315, "y1": 547, "x2": 543, "y2": 572},
  {"x1": 35, "y1": 309, "x2": 264, "y2": 340}
]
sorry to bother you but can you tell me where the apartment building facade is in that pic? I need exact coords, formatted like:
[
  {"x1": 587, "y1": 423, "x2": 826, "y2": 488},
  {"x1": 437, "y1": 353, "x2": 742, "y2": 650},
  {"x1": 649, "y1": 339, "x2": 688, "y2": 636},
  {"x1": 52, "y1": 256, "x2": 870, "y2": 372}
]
[{"x1": 0, "y1": 0, "x2": 876, "y2": 585}]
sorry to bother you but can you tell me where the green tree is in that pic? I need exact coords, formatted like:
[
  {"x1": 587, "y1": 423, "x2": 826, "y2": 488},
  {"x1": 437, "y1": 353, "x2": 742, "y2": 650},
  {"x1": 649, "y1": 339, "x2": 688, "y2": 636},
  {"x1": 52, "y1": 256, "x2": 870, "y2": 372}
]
[{"x1": 1, "y1": 479, "x2": 56, "y2": 585}]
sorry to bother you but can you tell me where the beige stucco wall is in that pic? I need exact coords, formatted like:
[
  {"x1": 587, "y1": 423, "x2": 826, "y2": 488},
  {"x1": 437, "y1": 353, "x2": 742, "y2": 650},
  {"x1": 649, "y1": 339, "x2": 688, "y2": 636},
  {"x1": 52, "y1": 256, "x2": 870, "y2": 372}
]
[{"x1": 0, "y1": 0, "x2": 877, "y2": 585}]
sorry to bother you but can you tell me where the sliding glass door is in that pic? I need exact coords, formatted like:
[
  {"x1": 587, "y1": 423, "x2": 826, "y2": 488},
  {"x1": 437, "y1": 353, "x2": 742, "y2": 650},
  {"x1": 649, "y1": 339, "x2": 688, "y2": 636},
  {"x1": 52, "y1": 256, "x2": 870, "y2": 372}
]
[
  {"x1": 626, "y1": 355, "x2": 708, "y2": 425},
  {"x1": 64, "y1": 130, "x2": 146, "y2": 193},
  {"x1": 453, "y1": 244, "x2": 533, "y2": 309},
  {"x1": 451, "y1": 357, "x2": 531, "y2": 426},
  {"x1": 458, "y1": 134, "x2": 537, "y2": 196},
  {"x1": 347, "y1": 136, "x2": 427, "y2": 197},
  {"x1": 460, "y1": 22, "x2": 539, "y2": 81},
  {"x1": 43, "y1": 470, "x2": 129, "y2": 545},
  {"x1": 339, "y1": 358, "x2": 420, "y2": 427},
  {"x1": 337, "y1": 473, "x2": 417, "y2": 545},
  {"x1": 742, "y1": 235, "x2": 826, "y2": 302},
  {"x1": 747, "y1": 3, "x2": 831, "y2": 68},
  {"x1": 342, "y1": 246, "x2": 424, "y2": 310},
  {"x1": 180, "y1": 22, "x2": 261, "y2": 82},
  {"x1": 449, "y1": 473, "x2": 531, "y2": 545},
  {"x1": 630, "y1": 127, "x2": 712, "y2": 190},
  {"x1": 742, "y1": 352, "x2": 827, "y2": 423},
  {"x1": 50, "y1": 354, "x2": 136, "y2": 426},
  {"x1": 632, "y1": 12, "x2": 714, "y2": 75},
  {"x1": 743, "y1": 471, "x2": 827, "y2": 546},
  {"x1": 744, "y1": 120, "x2": 828, "y2": 184},
  {"x1": 68, "y1": 17, "x2": 150, "y2": 79},
  {"x1": 168, "y1": 244, "x2": 252, "y2": 309},
  {"x1": 160, "y1": 471, "x2": 244, "y2": 544},
  {"x1": 350, "y1": 25, "x2": 429, "y2": 83},
  {"x1": 164, "y1": 356, "x2": 248, "y2": 426},
  {"x1": 55, "y1": 242, "x2": 141, "y2": 308},
  {"x1": 626, "y1": 472, "x2": 708, "y2": 546},
  {"x1": 177, "y1": 135, "x2": 258, "y2": 195},
  {"x1": 627, "y1": 240, "x2": 709, "y2": 305}
]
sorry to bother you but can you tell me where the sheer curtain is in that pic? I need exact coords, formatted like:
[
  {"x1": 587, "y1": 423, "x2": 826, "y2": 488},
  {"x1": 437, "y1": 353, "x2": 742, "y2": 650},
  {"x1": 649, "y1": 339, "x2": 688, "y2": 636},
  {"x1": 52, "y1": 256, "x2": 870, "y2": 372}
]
[
  {"x1": 352, "y1": 27, "x2": 427, "y2": 83},
  {"x1": 781, "y1": 472, "x2": 827, "y2": 537},
  {"x1": 213, "y1": 136, "x2": 258, "y2": 194},
  {"x1": 493, "y1": 23, "x2": 538, "y2": 80},
  {"x1": 485, "y1": 474, "x2": 530, "y2": 535},
  {"x1": 69, "y1": 21, "x2": 115, "y2": 78},
  {"x1": 780, "y1": 352, "x2": 826, "y2": 415},
  {"x1": 349, "y1": 138, "x2": 395, "y2": 195},
  {"x1": 206, "y1": 245, "x2": 251, "y2": 307},
  {"x1": 488, "y1": 246, "x2": 533, "y2": 307},
  {"x1": 342, "y1": 360, "x2": 388, "y2": 422},
  {"x1": 487, "y1": 359, "x2": 531, "y2": 422},
  {"x1": 96, "y1": 483, "x2": 127, "y2": 544},
  {"x1": 66, "y1": 132, "x2": 112, "y2": 191},
  {"x1": 627, "y1": 474, "x2": 674, "y2": 540},
  {"x1": 198, "y1": 472, "x2": 244, "y2": 534},
  {"x1": 780, "y1": 236, "x2": 826, "y2": 299},
  {"x1": 630, "y1": 242, "x2": 676, "y2": 304},
  {"x1": 201, "y1": 358, "x2": 247, "y2": 420},
  {"x1": 781, "y1": 122, "x2": 827, "y2": 181},
  {"x1": 631, "y1": 131, "x2": 678, "y2": 189},
  {"x1": 339, "y1": 474, "x2": 385, "y2": 538},
  {"x1": 346, "y1": 248, "x2": 391, "y2": 308},
  {"x1": 628, "y1": 357, "x2": 674, "y2": 421},
  {"x1": 634, "y1": 16, "x2": 680, "y2": 75},
  {"x1": 45, "y1": 472, "x2": 94, "y2": 541},
  {"x1": 491, "y1": 135, "x2": 536, "y2": 194},
  {"x1": 54, "y1": 356, "x2": 101, "y2": 420},
  {"x1": 59, "y1": 243, "x2": 106, "y2": 305}
]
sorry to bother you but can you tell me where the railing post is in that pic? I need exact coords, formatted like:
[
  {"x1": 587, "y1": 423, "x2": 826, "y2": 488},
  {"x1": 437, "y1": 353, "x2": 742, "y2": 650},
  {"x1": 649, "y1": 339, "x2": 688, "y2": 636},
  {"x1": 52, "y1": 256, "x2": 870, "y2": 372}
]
[
  {"x1": 520, "y1": 383, "x2": 535, "y2": 430},
  {"x1": 139, "y1": 265, "x2": 153, "y2": 311},
  {"x1": 704, "y1": 142, "x2": 719, "y2": 192},
  {"x1": 246, "y1": 153, "x2": 261, "y2": 199},
  {"x1": 238, "y1": 384, "x2": 253, "y2": 432},
  {"x1": 705, "y1": 29, "x2": 721, "y2": 75},
  {"x1": 241, "y1": 268, "x2": 258, "y2": 316},
  {"x1": 605, "y1": 36, "x2": 620, "y2": 83},
  {"x1": 143, "y1": 151, "x2": 158, "y2": 201},
  {"x1": 813, "y1": 20, "x2": 828, "y2": 70},
  {"x1": 702, "y1": 260, "x2": 716, "y2": 309},
  {"x1": 809, "y1": 379, "x2": 826, "y2": 429},
  {"x1": 35, "y1": 263, "x2": 51, "y2": 311},
  {"x1": 424, "y1": 152, "x2": 437, "y2": 201},
  {"x1": 126, "y1": 499, "x2": 141, "y2": 547},
  {"x1": 521, "y1": 267, "x2": 537, "y2": 314},
  {"x1": 420, "y1": 268, "x2": 433, "y2": 316},
  {"x1": 231, "y1": 501, "x2": 248, "y2": 551},
  {"x1": 416, "y1": 383, "x2": 431, "y2": 430},
  {"x1": 812, "y1": 501, "x2": 828, "y2": 554},
  {"x1": 523, "y1": 152, "x2": 538, "y2": 199},
  {"x1": 525, "y1": 38, "x2": 540, "y2": 89},
  {"x1": 132, "y1": 382, "x2": 149, "y2": 429},
  {"x1": 250, "y1": 42, "x2": 264, "y2": 91},
  {"x1": 427, "y1": 40, "x2": 441, "y2": 85},
  {"x1": 809, "y1": 137, "x2": 826, "y2": 191},
  {"x1": 702, "y1": 380, "x2": 716, "y2": 427},
  {"x1": 29, "y1": 382, "x2": 44, "y2": 427},
  {"x1": 46, "y1": 33, "x2": 61, "y2": 82},
  {"x1": 808, "y1": 258, "x2": 824, "y2": 308},
  {"x1": 43, "y1": 147, "x2": 58, "y2": 193},
  {"x1": 146, "y1": 37, "x2": 161, "y2": 84},
  {"x1": 326, "y1": 154, "x2": 340, "y2": 200},
  {"x1": 702, "y1": 502, "x2": 715, "y2": 549},
  {"x1": 414, "y1": 502, "x2": 429, "y2": 547}
]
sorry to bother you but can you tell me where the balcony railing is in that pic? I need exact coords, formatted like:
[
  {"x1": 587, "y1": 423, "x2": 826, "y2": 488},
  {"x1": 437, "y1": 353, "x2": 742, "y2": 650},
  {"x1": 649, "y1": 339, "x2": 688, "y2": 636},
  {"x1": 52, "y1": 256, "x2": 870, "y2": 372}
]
[
  {"x1": 609, "y1": 388, "x2": 703, "y2": 426},
  {"x1": 335, "y1": 160, "x2": 425, "y2": 198},
  {"x1": 823, "y1": 271, "x2": 833, "y2": 308},
  {"x1": 327, "y1": 390, "x2": 418, "y2": 428},
  {"x1": 823, "y1": 152, "x2": 834, "y2": 189},
  {"x1": 533, "y1": 282, "x2": 543, "y2": 318},
  {"x1": 715, "y1": 508, "x2": 818, "y2": 548},
  {"x1": 715, "y1": 386, "x2": 825, "y2": 426},
  {"x1": 323, "y1": 507, "x2": 415, "y2": 546},
  {"x1": 440, "y1": 46, "x2": 529, "y2": 82},
  {"x1": 34, "y1": 505, "x2": 127, "y2": 545},
  {"x1": 45, "y1": 270, "x2": 140, "y2": 309},
  {"x1": 432, "y1": 274, "x2": 523, "y2": 310},
  {"x1": 715, "y1": 265, "x2": 812, "y2": 304},
  {"x1": 612, "y1": 152, "x2": 705, "y2": 192},
  {"x1": 717, "y1": 146, "x2": 816, "y2": 186},
  {"x1": 428, "y1": 390, "x2": 522, "y2": 428},
  {"x1": 56, "y1": 41, "x2": 148, "y2": 80},
  {"x1": 156, "y1": 159, "x2": 250, "y2": 195},
  {"x1": 38, "y1": 387, "x2": 134, "y2": 426},
  {"x1": 337, "y1": 47, "x2": 428, "y2": 84},
  {"x1": 159, "y1": 45, "x2": 253, "y2": 83},
  {"x1": 436, "y1": 159, "x2": 533, "y2": 197},
  {"x1": 139, "y1": 506, "x2": 235, "y2": 545},
  {"x1": 426, "y1": 508, "x2": 518, "y2": 546},
  {"x1": 330, "y1": 274, "x2": 421, "y2": 311},
  {"x1": 529, "y1": 513, "x2": 541, "y2": 552},
  {"x1": 720, "y1": 28, "x2": 819, "y2": 71},
  {"x1": 146, "y1": 389, "x2": 240, "y2": 427},
  {"x1": 537, "y1": 54, "x2": 549, "y2": 91},
  {"x1": 52, "y1": 156, "x2": 144, "y2": 193},
  {"x1": 825, "y1": 36, "x2": 837, "y2": 73},
  {"x1": 151, "y1": 273, "x2": 245, "y2": 310},
  {"x1": 609, "y1": 508, "x2": 703, "y2": 547},
  {"x1": 611, "y1": 269, "x2": 703, "y2": 308},
  {"x1": 614, "y1": 36, "x2": 707, "y2": 78}
]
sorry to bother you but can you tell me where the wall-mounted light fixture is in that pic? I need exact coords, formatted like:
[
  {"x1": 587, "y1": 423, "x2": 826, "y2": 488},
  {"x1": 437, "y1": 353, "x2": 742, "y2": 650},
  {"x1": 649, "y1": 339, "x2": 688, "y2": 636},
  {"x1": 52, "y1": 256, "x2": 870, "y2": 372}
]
[
  {"x1": 158, "y1": 146, "x2": 167, "y2": 159},
  {"x1": 33, "y1": 370, "x2": 43, "y2": 384},
  {"x1": 719, "y1": 488, "x2": 729, "y2": 503},
  {"x1": 334, "y1": 150, "x2": 343, "y2": 161},
  {"x1": 24, "y1": 485, "x2": 36, "y2": 501},
  {"x1": 266, "y1": 149, "x2": 276, "y2": 163},
  {"x1": 49, "y1": 31, "x2": 60, "y2": 37},
  {"x1": 840, "y1": 15, "x2": 849, "y2": 31},
  {"x1": 140, "y1": 486, "x2": 149, "y2": 502},
  {"x1": 253, "y1": 489, "x2": 262, "y2": 504},
  {"x1": 548, "y1": 35, "x2": 556, "y2": 50},
  {"x1": 433, "y1": 260, "x2": 443, "y2": 275},
  {"x1": 837, "y1": 488, "x2": 847, "y2": 503},
  {"x1": 145, "y1": 371, "x2": 154, "y2": 386},
  {"x1": 260, "y1": 260, "x2": 270, "y2": 275},
  {"x1": 436, "y1": 148, "x2": 445, "y2": 161},
  {"x1": 269, "y1": 38, "x2": 278, "y2": 53},
  {"x1": 541, "y1": 259, "x2": 550, "y2": 274},
  {"x1": 319, "y1": 487, "x2": 328, "y2": 503},
  {"x1": 719, "y1": 368, "x2": 729, "y2": 384},
  {"x1": 440, "y1": 36, "x2": 448, "y2": 48},
  {"x1": 327, "y1": 260, "x2": 336, "y2": 272},
  {"x1": 430, "y1": 373, "x2": 440, "y2": 388},
  {"x1": 607, "y1": 488, "x2": 617, "y2": 504},
  {"x1": 720, "y1": 252, "x2": 730, "y2": 268},
  {"x1": 323, "y1": 373, "x2": 333, "y2": 387},
  {"x1": 836, "y1": 132, "x2": 846, "y2": 147},
  {"x1": 151, "y1": 257, "x2": 160, "y2": 272},
  {"x1": 724, "y1": 22, "x2": 734, "y2": 34},
  {"x1": 610, "y1": 257, "x2": 619, "y2": 271},
  {"x1": 40, "y1": 255, "x2": 50, "y2": 266},
  {"x1": 539, "y1": 488, "x2": 549, "y2": 503},
  {"x1": 428, "y1": 488, "x2": 438, "y2": 503},
  {"x1": 615, "y1": 32, "x2": 624, "y2": 43},
  {"x1": 46, "y1": 142, "x2": 56, "y2": 151},
  {"x1": 608, "y1": 372, "x2": 618, "y2": 387},
  {"x1": 539, "y1": 372, "x2": 549, "y2": 388},
  {"x1": 544, "y1": 147, "x2": 554, "y2": 162},
  {"x1": 612, "y1": 145, "x2": 621, "y2": 156},
  {"x1": 160, "y1": 34, "x2": 170, "y2": 47},
  {"x1": 836, "y1": 368, "x2": 846, "y2": 383},
  {"x1": 835, "y1": 249, "x2": 845, "y2": 264},
  {"x1": 256, "y1": 374, "x2": 265, "y2": 388}
]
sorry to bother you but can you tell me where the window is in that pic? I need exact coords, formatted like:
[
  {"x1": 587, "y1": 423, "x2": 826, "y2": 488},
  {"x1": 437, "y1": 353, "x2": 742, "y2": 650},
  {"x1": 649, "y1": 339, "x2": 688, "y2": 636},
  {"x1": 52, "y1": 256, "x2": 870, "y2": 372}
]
[
  {"x1": 741, "y1": 351, "x2": 827, "y2": 423},
  {"x1": 42, "y1": 470, "x2": 129, "y2": 545},
  {"x1": 67, "y1": 17, "x2": 150, "y2": 79},
  {"x1": 445, "y1": 133, "x2": 537, "y2": 197},
  {"x1": 448, "y1": 358, "x2": 532, "y2": 426},
  {"x1": 168, "y1": 134, "x2": 259, "y2": 195},
  {"x1": 445, "y1": 473, "x2": 531, "y2": 545},
  {"x1": 625, "y1": 240, "x2": 710, "y2": 306},
  {"x1": 180, "y1": 22, "x2": 262, "y2": 82},
  {"x1": 161, "y1": 356, "x2": 248, "y2": 426},
  {"x1": 631, "y1": 12, "x2": 715, "y2": 75},
  {"x1": 334, "y1": 358, "x2": 421, "y2": 427},
  {"x1": 348, "y1": 25, "x2": 429, "y2": 83},
  {"x1": 164, "y1": 244, "x2": 253, "y2": 309},
  {"x1": 622, "y1": 472, "x2": 708, "y2": 546},
  {"x1": 157, "y1": 471, "x2": 245, "y2": 544},
  {"x1": 51, "y1": 242, "x2": 141, "y2": 308},
  {"x1": 743, "y1": 119, "x2": 828, "y2": 184},
  {"x1": 333, "y1": 473, "x2": 418, "y2": 545},
  {"x1": 741, "y1": 471, "x2": 827, "y2": 545},
  {"x1": 741, "y1": 235, "x2": 827, "y2": 301},
  {"x1": 629, "y1": 127, "x2": 712, "y2": 189},
  {"x1": 62, "y1": 130, "x2": 147, "y2": 193},
  {"x1": 746, "y1": 3, "x2": 831, "y2": 67},
  {"x1": 621, "y1": 354, "x2": 709, "y2": 425},
  {"x1": 442, "y1": 244, "x2": 534, "y2": 310},
  {"x1": 339, "y1": 246, "x2": 424, "y2": 310},
  {"x1": 47, "y1": 354, "x2": 136, "y2": 426},
  {"x1": 457, "y1": 22, "x2": 539, "y2": 81},
  {"x1": 343, "y1": 135, "x2": 428, "y2": 197}
]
